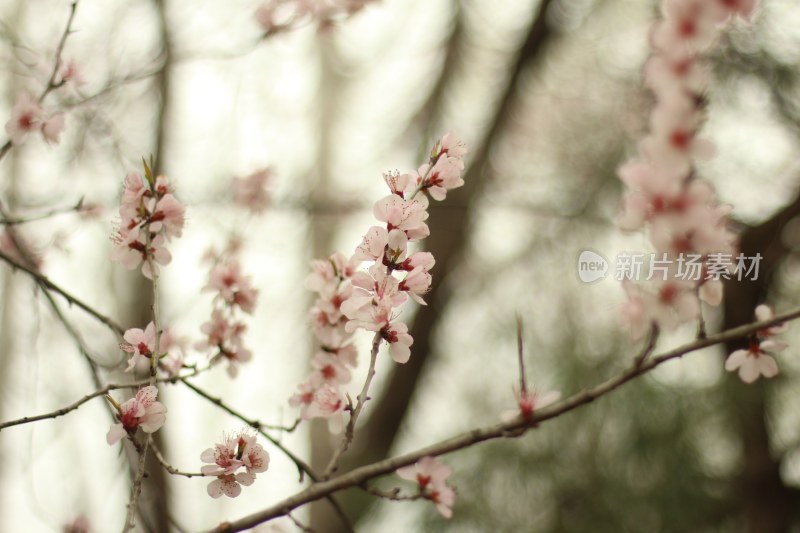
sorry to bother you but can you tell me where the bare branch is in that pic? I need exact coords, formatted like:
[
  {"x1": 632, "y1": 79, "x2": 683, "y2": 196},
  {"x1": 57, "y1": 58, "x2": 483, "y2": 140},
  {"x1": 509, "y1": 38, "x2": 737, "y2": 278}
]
[
  {"x1": 0, "y1": 248, "x2": 124, "y2": 335},
  {"x1": 205, "y1": 307, "x2": 800, "y2": 532},
  {"x1": 323, "y1": 332, "x2": 382, "y2": 478}
]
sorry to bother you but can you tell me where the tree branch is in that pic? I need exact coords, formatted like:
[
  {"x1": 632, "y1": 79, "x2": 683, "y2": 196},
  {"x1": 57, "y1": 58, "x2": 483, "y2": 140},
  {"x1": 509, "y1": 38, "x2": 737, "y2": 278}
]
[{"x1": 207, "y1": 307, "x2": 800, "y2": 532}]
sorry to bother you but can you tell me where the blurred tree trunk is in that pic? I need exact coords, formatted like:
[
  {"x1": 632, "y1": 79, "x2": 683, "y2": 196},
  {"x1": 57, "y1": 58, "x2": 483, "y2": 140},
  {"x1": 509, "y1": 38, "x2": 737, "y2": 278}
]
[
  {"x1": 335, "y1": 0, "x2": 558, "y2": 528},
  {"x1": 309, "y1": 32, "x2": 347, "y2": 533},
  {"x1": 722, "y1": 195, "x2": 800, "y2": 532},
  {"x1": 112, "y1": 1, "x2": 173, "y2": 530}
]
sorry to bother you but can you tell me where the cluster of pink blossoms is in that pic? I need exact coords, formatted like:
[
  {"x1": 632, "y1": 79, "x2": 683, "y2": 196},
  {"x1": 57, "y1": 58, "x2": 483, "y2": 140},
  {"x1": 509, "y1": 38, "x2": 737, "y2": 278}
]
[
  {"x1": 200, "y1": 429, "x2": 270, "y2": 498},
  {"x1": 4, "y1": 93, "x2": 64, "y2": 146},
  {"x1": 619, "y1": 1, "x2": 791, "y2": 383},
  {"x1": 106, "y1": 386, "x2": 166, "y2": 445},
  {"x1": 111, "y1": 164, "x2": 186, "y2": 280},
  {"x1": 232, "y1": 168, "x2": 272, "y2": 214},
  {"x1": 397, "y1": 456, "x2": 456, "y2": 519},
  {"x1": 291, "y1": 252, "x2": 360, "y2": 431},
  {"x1": 619, "y1": 0, "x2": 758, "y2": 338},
  {"x1": 290, "y1": 134, "x2": 466, "y2": 429},
  {"x1": 196, "y1": 246, "x2": 258, "y2": 378}
]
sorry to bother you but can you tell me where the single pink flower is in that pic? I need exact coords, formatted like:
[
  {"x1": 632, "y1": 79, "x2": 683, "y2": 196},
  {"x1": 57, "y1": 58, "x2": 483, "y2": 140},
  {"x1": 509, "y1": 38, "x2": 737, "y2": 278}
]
[
  {"x1": 397, "y1": 456, "x2": 456, "y2": 519},
  {"x1": 5, "y1": 93, "x2": 45, "y2": 145},
  {"x1": 725, "y1": 340, "x2": 782, "y2": 384},
  {"x1": 232, "y1": 168, "x2": 271, "y2": 213},
  {"x1": 381, "y1": 321, "x2": 413, "y2": 364},
  {"x1": 121, "y1": 321, "x2": 157, "y2": 372},
  {"x1": 106, "y1": 386, "x2": 166, "y2": 445}
]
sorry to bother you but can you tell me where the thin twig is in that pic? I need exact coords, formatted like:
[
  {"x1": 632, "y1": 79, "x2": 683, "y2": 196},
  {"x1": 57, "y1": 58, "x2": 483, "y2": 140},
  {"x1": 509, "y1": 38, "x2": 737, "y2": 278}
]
[
  {"x1": 286, "y1": 512, "x2": 314, "y2": 533},
  {"x1": 149, "y1": 436, "x2": 207, "y2": 478},
  {"x1": 633, "y1": 324, "x2": 659, "y2": 369},
  {"x1": 39, "y1": 1, "x2": 79, "y2": 103},
  {"x1": 206, "y1": 307, "x2": 800, "y2": 532},
  {"x1": 323, "y1": 331, "x2": 382, "y2": 478},
  {"x1": 516, "y1": 313, "x2": 527, "y2": 394},
  {"x1": 0, "y1": 380, "x2": 149, "y2": 431},
  {"x1": 362, "y1": 485, "x2": 421, "y2": 502},
  {"x1": 0, "y1": 198, "x2": 85, "y2": 226},
  {"x1": 0, "y1": 248, "x2": 124, "y2": 335}
]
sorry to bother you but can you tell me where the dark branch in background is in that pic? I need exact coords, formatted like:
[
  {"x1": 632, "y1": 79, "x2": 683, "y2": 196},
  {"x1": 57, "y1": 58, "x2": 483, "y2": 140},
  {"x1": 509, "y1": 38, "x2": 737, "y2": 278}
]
[
  {"x1": 337, "y1": 1, "x2": 558, "y2": 526},
  {"x1": 715, "y1": 42, "x2": 800, "y2": 533},
  {"x1": 723, "y1": 193, "x2": 800, "y2": 533},
  {"x1": 206, "y1": 308, "x2": 800, "y2": 533},
  {"x1": 0, "y1": 248, "x2": 124, "y2": 334}
]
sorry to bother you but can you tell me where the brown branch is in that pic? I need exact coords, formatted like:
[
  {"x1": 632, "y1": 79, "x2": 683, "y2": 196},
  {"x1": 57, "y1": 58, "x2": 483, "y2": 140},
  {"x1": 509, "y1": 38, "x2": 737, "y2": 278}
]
[
  {"x1": 0, "y1": 198, "x2": 85, "y2": 226},
  {"x1": 149, "y1": 436, "x2": 207, "y2": 478},
  {"x1": 323, "y1": 332, "x2": 382, "y2": 478},
  {"x1": 207, "y1": 307, "x2": 800, "y2": 532},
  {"x1": 0, "y1": 248, "x2": 124, "y2": 335},
  {"x1": 0, "y1": 380, "x2": 149, "y2": 431}
]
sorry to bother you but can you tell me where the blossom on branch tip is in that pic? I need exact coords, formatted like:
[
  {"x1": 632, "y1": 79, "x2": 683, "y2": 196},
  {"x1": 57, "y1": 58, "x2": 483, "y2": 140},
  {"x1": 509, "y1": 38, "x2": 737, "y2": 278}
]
[
  {"x1": 501, "y1": 387, "x2": 561, "y2": 422},
  {"x1": 725, "y1": 304, "x2": 787, "y2": 383},
  {"x1": 397, "y1": 456, "x2": 456, "y2": 519},
  {"x1": 5, "y1": 93, "x2": 65, "y2": 146},
  {"x1": 111, "y1": 169, "x2": 185, "y2": 279},
  {"x1": 106, "y1": 386, "x2": 166, "y2": 445},
  {"x1": 121, "y1": 321, "x2": 157, "y2": 372},
  {"x1": 200, "y1": 429, "x2": 269, "y2": 498}
]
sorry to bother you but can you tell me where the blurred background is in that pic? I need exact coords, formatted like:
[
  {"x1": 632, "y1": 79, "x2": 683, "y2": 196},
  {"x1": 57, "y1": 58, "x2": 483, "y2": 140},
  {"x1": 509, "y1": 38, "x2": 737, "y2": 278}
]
[{"x1": 1, "y1": 0, "x2": 800, "y2": 531}]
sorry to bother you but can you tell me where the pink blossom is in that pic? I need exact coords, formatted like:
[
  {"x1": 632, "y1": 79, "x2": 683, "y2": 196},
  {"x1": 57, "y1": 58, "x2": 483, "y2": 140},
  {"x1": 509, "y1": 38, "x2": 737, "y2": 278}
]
[
  {"x1": 233, "y1": 169, "x2": 271, "y2": 213},
  {"x1": 58, "y1": 60, "x2": 85, "y2": 86},
  {"x1": 311, "y1": 351, "x2": 353, "y2": 385},
  {"x1": 205, "y1": 261, "x2": 259, "y2": 314},
  {"x1": 436, "y1": 132, "x2": 468, "y2": 160},
  {"x1": 5, "y1": 93, "x2": 45, "y2": 145},
  {"x1": 288, "y1": 380, "x2": 318, "y2": 420},
  {"x1": 644, "y1": 53, "x2": 710, "y2": 97},
  {"x1": 381, "y1": 321, "x2": 413, "y2": 363},
  {"x1": 111, "y1": 232, "x2": 172, "y2": 280},
  {"x1": 755, "y1": 304, "x2": 788, "y2": 338},
  {"x1": 383, "y1": 171, "x2": 412, "y2": 196},
  {"x1": 305, "y1": 383, "x2": 345, "y2": 420},
  {"x1": 398, "y1": 266, "x2": 432, "y2": 305},
  {"x1": 63, "y1": 515, "x2": 91, "y2": 533},
  {"x1": 397, "y1": 456, "x2": 456, "y2": 519},
  {"x1": 414, "y1": 156, "x2": 464, "y2": 201},
  {"x1": 373, "y1": 194, "x2": 429, "y2": 239},
  {"x1": 201, "y1": 429, "x2": 270, "y2": 498},
  {"x1": 619, "y1": 279, "x2": 699, "y2": 339},
  {"x1": 106, "y1": 386, "x2": 166, "y2": 445},
  {"x1": 725, "y1": 340, "x2": 782, "y2": 383},
  {"x1": 41, "y1": 114, "x2": 65, "y2": 144},
  {"x1": 197, "y1": 310, "x2": 252, "y2": 378},
  {"x1": 121, "y1": 322, "x2": 157, "y2": 372},
  {"x1": 400, "y1": 251, "x2": 435, "y2": 272},
  {"x1": 651, "y1": 0, "x2": 719, "y2": 53},
  {"x1": 353, "y1": 226, "x2": 388, "y2": 262},
  {"x1": 149, "y1": 194, "x2": 186, "y2": 239},
  {"x1": 502, "y1": 387, "x2": 561, "y2": 422}
]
